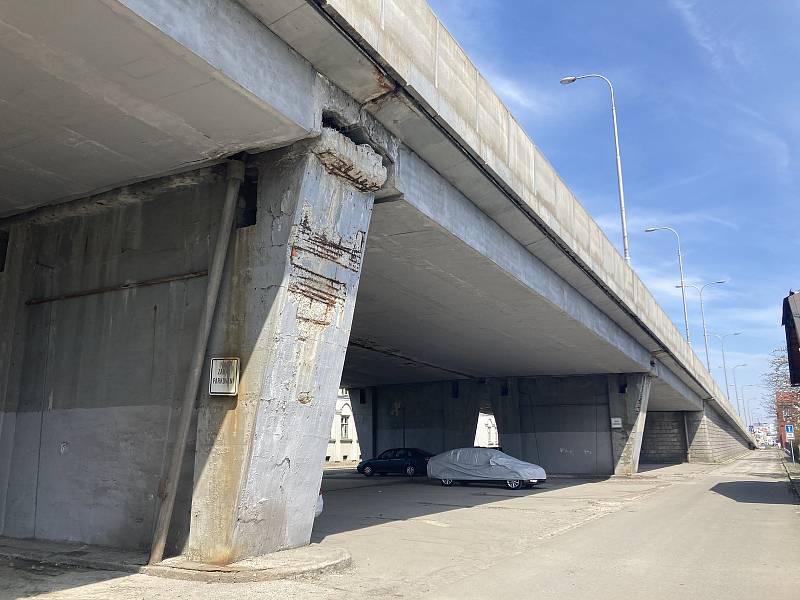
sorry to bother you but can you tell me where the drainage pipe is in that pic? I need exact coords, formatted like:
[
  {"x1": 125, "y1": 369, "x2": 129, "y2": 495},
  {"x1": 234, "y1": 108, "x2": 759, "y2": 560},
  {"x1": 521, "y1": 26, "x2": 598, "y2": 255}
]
[{"x1": 148, "y1": 160, "x2": 244, "y2": 564}]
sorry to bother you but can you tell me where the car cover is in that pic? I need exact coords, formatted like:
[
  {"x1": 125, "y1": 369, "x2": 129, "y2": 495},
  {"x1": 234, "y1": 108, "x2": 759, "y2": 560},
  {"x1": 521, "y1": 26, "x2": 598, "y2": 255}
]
[{"x1": 427, "y1": 448, "x2": 546, "y2": 481}]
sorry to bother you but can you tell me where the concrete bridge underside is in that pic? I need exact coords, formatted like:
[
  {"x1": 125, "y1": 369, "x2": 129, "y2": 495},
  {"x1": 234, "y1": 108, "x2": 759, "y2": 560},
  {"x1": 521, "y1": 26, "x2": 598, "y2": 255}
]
[{"x1": 0, "y1": 0, "x2": 752, "y2": 567}]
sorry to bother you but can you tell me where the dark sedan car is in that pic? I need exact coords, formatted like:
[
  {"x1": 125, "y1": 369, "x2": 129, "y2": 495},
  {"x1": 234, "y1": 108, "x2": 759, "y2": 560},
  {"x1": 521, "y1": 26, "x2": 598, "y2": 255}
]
[{"x1": 357, "y1": 448, "x2": 433, "y2": 477}]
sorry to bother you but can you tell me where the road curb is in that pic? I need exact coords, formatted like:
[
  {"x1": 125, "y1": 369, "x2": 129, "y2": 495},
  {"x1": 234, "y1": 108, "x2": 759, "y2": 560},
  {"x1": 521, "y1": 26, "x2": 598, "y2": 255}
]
[
  {"x1": 141, "y1": 546, "x2": 351, "y2": 583},
  {"x1": 0, "y1": 538, "x2": 350, "y2": 583},
  {"x1": 779, "y1": 458, "x2": 800, "y2": 498}
]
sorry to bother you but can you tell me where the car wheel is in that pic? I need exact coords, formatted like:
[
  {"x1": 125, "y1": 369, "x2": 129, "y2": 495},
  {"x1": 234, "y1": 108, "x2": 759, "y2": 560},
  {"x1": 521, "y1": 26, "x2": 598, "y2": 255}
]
[
  {"x1": 363, "y1": 465, "x2": 374, "y2": 476},
  {"x1": 505, "y1": 479, "x2": 522, "y2": 490},
  {"x1": 405, "y1": 465, "x2": 416, "y2": 477},
  {"x1": 440, "y1": 478, "x2": 455, "y2": 486}
]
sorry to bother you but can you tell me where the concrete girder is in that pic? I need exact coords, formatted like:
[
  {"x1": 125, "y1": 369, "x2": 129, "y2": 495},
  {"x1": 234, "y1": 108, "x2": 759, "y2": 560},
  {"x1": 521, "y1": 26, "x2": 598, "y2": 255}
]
[
  {"x1": 0, "y1": 0, "x2": 319, "y2": 217},
  {"x1": 343, "y1": 145, "x2": 700, "y2": 412}
]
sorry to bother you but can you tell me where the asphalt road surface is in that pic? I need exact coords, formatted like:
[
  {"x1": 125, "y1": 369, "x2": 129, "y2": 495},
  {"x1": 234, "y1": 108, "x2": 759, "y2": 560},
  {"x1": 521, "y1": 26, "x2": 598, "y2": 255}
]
[{"x1": 2, "y1": 451, "x2": 798, "y2": 599}]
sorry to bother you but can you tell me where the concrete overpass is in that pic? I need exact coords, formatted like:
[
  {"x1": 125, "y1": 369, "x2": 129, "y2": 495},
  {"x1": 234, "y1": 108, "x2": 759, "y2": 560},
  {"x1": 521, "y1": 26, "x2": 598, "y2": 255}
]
[{"x1": 0, "y1": 0, "x2": 752, "y2": 565}]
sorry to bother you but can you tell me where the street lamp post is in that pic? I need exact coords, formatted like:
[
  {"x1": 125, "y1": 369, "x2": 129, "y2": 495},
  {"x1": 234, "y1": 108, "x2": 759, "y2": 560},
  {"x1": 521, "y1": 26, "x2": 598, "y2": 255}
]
[
  {"x1": 645, "y1": 226, "x2": 690, "y2": 344},
  {"x1": 560, "y1": 74, "x2": 630, "y2": 264},
  {"x1": 741, "y1": 384, "x2": 760, "y2": 428},
  {"x1": 732, "y1": 364, "x2": 747, "y2": 420},
  {"x1": 711, "y1": 332, "x2": 740, "y2": 402},
  {"x1": 678, "y1": 281, "x2": 727, "y2": 371}
]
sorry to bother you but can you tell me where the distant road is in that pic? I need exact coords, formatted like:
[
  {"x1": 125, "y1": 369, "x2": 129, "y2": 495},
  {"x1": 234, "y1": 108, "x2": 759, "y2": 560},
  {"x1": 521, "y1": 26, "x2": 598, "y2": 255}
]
[{"x1": 427, "y1": 451, "x2": 800, "y2": 599}]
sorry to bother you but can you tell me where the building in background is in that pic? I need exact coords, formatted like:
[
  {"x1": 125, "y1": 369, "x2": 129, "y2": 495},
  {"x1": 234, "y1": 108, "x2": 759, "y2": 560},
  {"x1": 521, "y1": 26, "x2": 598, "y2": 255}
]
[
  {"x1": 751, "y1": 422, "x2": 776, "y2": 448},
  {"x1": 782, "y1": 292, "x2": 800, "y2": 385},
  {"x1": 474, "y1": 412, "x2": 499, "y2": 448},
  {"x1": 776, "y1": 391, "x2": 799, "y2": 450},
  {"x1": 326, "y1": 389, "x2": 361, "y2": 464}
]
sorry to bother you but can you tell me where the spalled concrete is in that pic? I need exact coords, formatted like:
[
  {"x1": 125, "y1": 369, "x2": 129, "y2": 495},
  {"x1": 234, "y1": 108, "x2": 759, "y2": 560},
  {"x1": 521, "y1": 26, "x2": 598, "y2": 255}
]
[{"x1": 188, "y1": 128, "x2": 386, "y2": 563}]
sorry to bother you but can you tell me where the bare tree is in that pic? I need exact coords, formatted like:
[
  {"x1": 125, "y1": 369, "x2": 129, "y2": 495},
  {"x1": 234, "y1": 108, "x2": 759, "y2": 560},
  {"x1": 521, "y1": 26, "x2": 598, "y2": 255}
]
[{"x1": 760, "y1": 346, "x2": 800, "y2": 422}]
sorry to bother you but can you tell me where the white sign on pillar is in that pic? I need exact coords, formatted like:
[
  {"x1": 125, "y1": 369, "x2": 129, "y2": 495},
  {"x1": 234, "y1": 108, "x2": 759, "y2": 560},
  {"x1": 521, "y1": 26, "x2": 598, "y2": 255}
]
[{"x1": 209, "y1": 357, "x2": 239, "y2": 396}]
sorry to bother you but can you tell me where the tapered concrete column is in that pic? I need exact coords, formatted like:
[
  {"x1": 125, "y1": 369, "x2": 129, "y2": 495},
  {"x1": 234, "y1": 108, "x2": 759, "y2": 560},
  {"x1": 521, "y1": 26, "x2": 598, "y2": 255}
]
[
  {"x1": 187, "y1": 129, "x2": 386, "y2": 563},
  {"x1": 609, "y1": 373, "x2": 652, "y2": 475}
]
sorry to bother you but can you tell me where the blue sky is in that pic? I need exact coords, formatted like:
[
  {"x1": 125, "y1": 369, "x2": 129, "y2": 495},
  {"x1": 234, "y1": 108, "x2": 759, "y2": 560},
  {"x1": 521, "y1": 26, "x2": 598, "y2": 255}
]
[{"x1": 428, "y1": 0, "x2": 799, "y2": 422}]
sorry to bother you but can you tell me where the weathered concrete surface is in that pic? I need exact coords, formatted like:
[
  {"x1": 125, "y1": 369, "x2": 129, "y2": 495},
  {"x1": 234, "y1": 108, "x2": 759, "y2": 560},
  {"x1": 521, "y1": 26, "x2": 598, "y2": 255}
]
[
  {"x1": 640, "y1": 411, "x2": 688, "y2": 463},
  {"x1": 609, "y1": 373, "x2": 652, "y2": 475},
  {"x1": 0, "y1": 167, "x2": 228, "y2": 551},
  {"x1": 491, "y1": 376, "x2": 615, "y2": 476},
  {"x1": 188, "y1": 128, "x2": 386, "y2": 563},
  {"x1": 4, "y1": 453, "x2": 793, "y2": 599},
  {"x1": 351, "y1": 381, "x2": 482, "y2": 457},
  {"x1": 685, "y1": 401, "x2": 751, "y2": 463}
]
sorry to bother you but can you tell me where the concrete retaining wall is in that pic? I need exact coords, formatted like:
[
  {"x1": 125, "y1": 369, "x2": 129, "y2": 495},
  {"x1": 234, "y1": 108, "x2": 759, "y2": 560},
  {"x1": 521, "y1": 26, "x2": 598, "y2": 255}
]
[
  {"x1": 685, "y1": 403, "x2": 750, "y2": 463},
  {"x1": 359, "y1": 381, "x2": 482, "y2": 457},
  {"x1": 704, "y1": 404, "x2": 750, "y2": 461},
  {"x1": 0, "y1": 167, "x2": 227, "y2": 551},
  {"x1": 495, "y1": 376, "x2": 613, "y2": 476},
  {"x1": 640, "y1": 412, "x2": 687, "y2": 464},
  {"x1": 357, "y1": 376, "x2": 615, "y2": 476}
]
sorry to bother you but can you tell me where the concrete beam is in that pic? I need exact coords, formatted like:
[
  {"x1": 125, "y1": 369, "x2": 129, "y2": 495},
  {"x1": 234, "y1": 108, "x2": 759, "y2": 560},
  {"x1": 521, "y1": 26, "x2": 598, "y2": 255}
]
[
  {"x1": 0, "y1": 0, "x2": 321, "y2": 216},
  {"x1": 393, "y1": 146, "x2": 652, "y2": 373}
]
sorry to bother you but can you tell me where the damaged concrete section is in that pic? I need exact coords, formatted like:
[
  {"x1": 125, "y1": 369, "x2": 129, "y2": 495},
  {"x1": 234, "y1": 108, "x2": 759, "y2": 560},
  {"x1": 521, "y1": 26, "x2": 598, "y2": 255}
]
[
  {"x1": 310, "y1": 128, "x2": 387, "y2": 193},
  {"x1": 188, "y1": 128, "x2": 386, "y2": 563}
]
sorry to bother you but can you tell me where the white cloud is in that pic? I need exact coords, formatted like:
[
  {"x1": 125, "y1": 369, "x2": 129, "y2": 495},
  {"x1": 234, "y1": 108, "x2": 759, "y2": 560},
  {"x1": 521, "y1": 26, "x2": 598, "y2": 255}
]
[
  {"x1": 596, "y1": 208, "x2": 739, "y2": 238},
  {"x1": 669, "y1": 0, "x2": 751, "y2": 76},
  {"x1": 487, "y1": 73, "x2": 559, "y2": 119}
]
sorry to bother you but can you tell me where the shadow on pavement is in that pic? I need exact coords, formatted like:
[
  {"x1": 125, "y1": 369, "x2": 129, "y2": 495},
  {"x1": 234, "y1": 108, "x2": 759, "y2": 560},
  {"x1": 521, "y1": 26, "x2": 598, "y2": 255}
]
[
  {"x1": 1, "y1": 559, "x2": 127, "y2": 600},
  {"x1": 312, "y1": 469, "x2": 605, "y2": 541},
  {"x1": 637, "y1": 463, "x2": 681, "y2": 473},
  {"x1": 710, "y1": 480, "x2": 798, "y2": 505}
]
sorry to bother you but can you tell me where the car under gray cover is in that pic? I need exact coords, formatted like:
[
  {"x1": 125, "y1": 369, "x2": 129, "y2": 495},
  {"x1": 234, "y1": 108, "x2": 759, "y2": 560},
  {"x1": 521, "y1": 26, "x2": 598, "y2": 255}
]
[{"x1": 427, "y1": 447, "x2": 547, "y2": 489}]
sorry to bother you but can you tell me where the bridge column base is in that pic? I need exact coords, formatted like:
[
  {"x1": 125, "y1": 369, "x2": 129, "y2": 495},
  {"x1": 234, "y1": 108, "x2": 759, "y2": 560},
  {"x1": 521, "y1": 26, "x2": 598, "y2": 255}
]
[{"x1": 186, "y1": 129, "x2": 386, "y2": 564}]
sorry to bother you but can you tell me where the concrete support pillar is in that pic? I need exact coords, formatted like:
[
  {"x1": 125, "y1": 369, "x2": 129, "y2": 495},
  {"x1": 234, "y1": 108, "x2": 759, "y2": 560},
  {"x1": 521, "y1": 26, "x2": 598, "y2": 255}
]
[
  {"x1": 350, "y1": 388, "x2": 375, "y2": 459},
  {"x1": 187, "y1": 129, "x2": 386, "y2": 563},
  {"x1": 609, "y1": 373, "x2": 652, "y2": 475}
]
